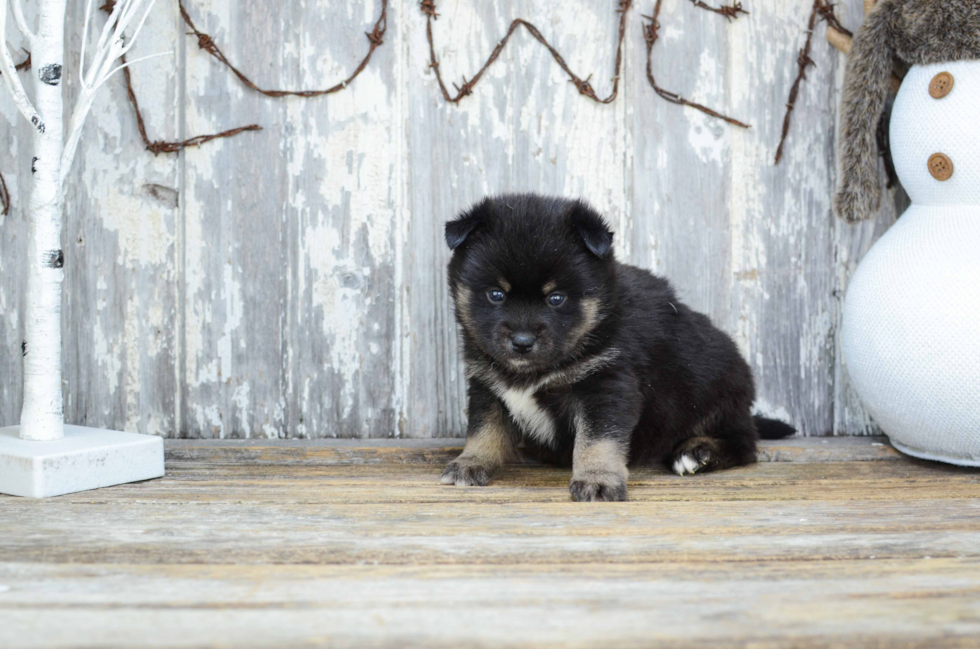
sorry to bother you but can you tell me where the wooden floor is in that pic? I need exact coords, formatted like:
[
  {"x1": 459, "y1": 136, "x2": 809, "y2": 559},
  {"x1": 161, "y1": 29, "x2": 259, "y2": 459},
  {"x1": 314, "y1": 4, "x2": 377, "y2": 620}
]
[{"x1": 3, "y1": 437, "x2": 980, "y2": 648}]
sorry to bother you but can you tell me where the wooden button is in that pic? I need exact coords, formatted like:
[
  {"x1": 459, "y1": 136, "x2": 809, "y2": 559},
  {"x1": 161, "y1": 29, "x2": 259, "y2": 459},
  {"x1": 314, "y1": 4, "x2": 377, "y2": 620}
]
[
  {"x1": 928, "y1": 153, "x2": 954, "y2": 181},
  {"x1": 929, "y1": 72, "x2": 954, "y2": 99}
]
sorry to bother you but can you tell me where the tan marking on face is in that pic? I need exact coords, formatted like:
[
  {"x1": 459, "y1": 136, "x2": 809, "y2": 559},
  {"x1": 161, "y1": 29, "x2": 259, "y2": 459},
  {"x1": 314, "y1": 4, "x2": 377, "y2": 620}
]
[
  {"x1": 566, "y1": 297, "x2": 600, "y2": 348},
  {"x1": 456, "y1": 403, "x2": 514, "y2": 469},
  {"x1": 542, "y1": 280, "x2": 557, "y2": 295},
  {"x1": 498, "y1": 278, "x2": 511, "y2": 292},
  {"x1": 571, "y1": 436, "x2": 629, "y2": 483},
  {"x1": 454, "y1": 284, "x2": 476, "y2": 331}
]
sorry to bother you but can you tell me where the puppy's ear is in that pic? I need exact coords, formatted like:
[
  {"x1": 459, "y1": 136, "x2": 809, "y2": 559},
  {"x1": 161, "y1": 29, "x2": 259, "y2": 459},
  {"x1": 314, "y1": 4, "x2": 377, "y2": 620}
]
[
  {"x1": 445, "y1": 200, "x2": 490, "y2": 250},
  {"x1": 569, "y1": 201, "x2": 613, "y2": 259}
]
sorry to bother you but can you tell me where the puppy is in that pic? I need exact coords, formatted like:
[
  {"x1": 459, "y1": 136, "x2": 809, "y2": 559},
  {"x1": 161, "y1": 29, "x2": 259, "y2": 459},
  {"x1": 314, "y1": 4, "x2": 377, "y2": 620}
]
[{"x1": 441, "y1": 194, "x2": 794, "y2": 502}]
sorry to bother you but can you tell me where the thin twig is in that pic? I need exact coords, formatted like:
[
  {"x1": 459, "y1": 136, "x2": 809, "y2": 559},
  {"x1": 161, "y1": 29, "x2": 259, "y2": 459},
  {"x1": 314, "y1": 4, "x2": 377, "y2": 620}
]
[
  {"x1": 118, "y1": 54, "x2": 261, "y2": 154},
  {"x1": 643, "y1": 0, "x2": 750, "y2": 128},
  {"x1": 179, "y1": 0, "x2": 388, "y2": 97},
  {"x1": 774, "y1": 0, "x2": 857, "y2": 165},
  {"x1": 689, "y1": 0, "x2": 749, "y2": 21},
  {"x1": 774, "y1": 0, "x2": 821, "y2": 164},
  {"x1": 0, "y1": 165, "x2": 10, "y2": 216},
  {"x1": 816, "y1": 1, "x2": 851, "y2": 37},
  {"x1": 421, "y1": 0, "x2": 632, "y2": 104},
  {"x1": 118, "y1": 0, "x2": 389, "y2": 153}
]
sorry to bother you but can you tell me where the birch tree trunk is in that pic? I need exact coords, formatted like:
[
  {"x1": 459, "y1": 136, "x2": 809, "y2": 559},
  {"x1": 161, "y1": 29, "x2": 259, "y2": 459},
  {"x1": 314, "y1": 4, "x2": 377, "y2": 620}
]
[{"x1": 19, "y1": 0, "x2": 67, "y2": 441}]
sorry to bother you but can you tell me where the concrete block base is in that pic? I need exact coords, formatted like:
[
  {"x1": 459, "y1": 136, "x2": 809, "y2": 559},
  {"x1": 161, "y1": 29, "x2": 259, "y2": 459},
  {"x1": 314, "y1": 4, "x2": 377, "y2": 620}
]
[{"x1": 0, "y1": 425, "x2": 165, "y2": 498}]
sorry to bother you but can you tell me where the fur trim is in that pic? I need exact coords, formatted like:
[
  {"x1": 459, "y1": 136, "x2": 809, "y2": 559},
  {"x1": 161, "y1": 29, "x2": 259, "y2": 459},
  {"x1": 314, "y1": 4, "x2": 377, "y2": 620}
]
[{"x1": 835, "y1": 0, "x2": 980, "y2": 223}]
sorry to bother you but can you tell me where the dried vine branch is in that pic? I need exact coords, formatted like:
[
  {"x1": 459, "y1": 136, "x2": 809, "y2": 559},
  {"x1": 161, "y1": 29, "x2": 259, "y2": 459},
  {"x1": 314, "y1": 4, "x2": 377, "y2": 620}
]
[
  {"x1": 643, "y1": 0, "x2": 750, "y2": 128},
  {"x1": 180, "y1": 0, "x2": 388, "y2": 98},
  {"x1": 421, "y1": 0, "x2": 631, "y2": 104},
  {"x1": 114, "y1": 0, "x2": 389, "y2": 154},
  {"x1": 773, "y1": 0, "x2": 823, "y2": 164},
  {"x1": 774, "y1": 0, "x2": 864, "y2": 165},
  {"x1": 0, "y1": 166, "x2": 10, "y2": 216},
  {"x1": 118, "y1": 54, "x2": 262, "y2": 155},
  {"x1": 689, "y1": 0, "x2": 748, "y2": 21}
]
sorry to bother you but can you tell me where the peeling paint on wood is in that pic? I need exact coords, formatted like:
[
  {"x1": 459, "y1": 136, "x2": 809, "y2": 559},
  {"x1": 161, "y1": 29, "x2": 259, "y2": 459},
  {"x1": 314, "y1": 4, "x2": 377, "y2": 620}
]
[{"x1": 0, "y1": 0, "x2": 904, "y2": 437}]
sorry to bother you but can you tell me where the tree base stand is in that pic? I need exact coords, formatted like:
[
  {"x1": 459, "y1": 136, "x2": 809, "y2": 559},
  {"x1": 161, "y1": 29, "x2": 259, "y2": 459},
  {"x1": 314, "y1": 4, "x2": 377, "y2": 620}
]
[{"x1": 0, "y1": 425, "x2": 164, "y2": 498}]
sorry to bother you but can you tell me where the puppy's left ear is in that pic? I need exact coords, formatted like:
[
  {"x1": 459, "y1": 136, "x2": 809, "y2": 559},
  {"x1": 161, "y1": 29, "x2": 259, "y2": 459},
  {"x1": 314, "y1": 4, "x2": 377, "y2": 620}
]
[
  {"x1": 569, "y1": 201, "x2": 613, "y2": 259},
  {"x1": 445, "y1": 200, "x2": 490, "y2": 250}
]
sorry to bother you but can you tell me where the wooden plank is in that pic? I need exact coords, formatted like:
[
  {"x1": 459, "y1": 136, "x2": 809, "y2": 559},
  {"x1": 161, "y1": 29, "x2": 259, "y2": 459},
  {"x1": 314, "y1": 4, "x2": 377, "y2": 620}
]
[
  {"x1": 2, "y1": 445, "x2": 979, "y2": 646},
  {"x1": 3, "y1": 456, "x2": 979, "y2": 565},
  {"x1": 179, "y1": 3, "x2": 290, "y2": 439},
  {"x1": 3, "y1": 560, "x2": 980, "y2": 648},
  {"x1": 281, "y1": 1, "x2": 401, "y2": 439},
  {"x1": 160, "y1": 435, "x2": 903, "y2": 465},
  {"x1": 627, "y1": 0, "x2": 839, "y2": 436},
  {"x1": 0, "y1": 25, "x2": 34, "y2": 426},
  {"x1": 18, "y1": 459, "x2": 977, "y2": 505},
  {"x1": 401, "y1": 0, "x2": 628, "y2": 437},
  {"x1": 60, "y1": 2, "x2": 180, "y2": 436}
]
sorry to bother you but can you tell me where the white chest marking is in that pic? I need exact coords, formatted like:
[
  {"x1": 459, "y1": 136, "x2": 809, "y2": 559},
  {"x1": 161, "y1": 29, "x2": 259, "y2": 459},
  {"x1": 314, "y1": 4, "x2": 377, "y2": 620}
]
[{"x1": 495, "y1": 385, "x2": 556, "y2": 447}]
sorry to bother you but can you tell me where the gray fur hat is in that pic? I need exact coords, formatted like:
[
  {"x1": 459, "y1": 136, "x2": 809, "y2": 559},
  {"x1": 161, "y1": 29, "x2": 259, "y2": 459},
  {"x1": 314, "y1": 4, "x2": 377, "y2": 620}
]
[{"x1": 835, "y1": 0, "x2": 980, "y2": 223}]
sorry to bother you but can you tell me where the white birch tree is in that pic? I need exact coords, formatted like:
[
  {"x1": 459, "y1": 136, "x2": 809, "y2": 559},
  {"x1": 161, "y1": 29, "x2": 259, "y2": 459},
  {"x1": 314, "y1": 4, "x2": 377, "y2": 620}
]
[{"x1": 1, "y1": 0, "x2": 163, "y2": 441}]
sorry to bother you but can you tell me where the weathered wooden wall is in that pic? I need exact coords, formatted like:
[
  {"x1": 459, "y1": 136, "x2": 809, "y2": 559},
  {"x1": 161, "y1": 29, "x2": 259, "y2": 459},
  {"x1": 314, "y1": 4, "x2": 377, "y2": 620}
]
[{"x1": 0, "y1": 0, "x2": 904, "y2": 438}]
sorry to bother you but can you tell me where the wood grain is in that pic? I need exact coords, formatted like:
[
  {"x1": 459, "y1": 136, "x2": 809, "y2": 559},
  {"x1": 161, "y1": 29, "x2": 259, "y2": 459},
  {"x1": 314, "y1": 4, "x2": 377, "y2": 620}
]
[
  {"x1": 0, "y1": 1, "x2": 909, "y2": 437},
  {"x1": 2, "y1": 441, "x2": 980, "y2": 647}
]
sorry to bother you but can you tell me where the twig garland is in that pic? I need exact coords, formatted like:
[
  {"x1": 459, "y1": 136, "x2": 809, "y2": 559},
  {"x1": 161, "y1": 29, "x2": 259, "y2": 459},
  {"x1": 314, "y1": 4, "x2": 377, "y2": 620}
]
[
  {"x1": 1, "y1": 0, "x2": 390, "y2": 213},
  {"x1": 643, "y1": 0, "x2": 751, "y2": 128},
  {"x1": 774, "y1": 0, "x2": 859, "y2": 165},
  {"x1": 117, "y1": 54, "x2": 262, "y2": 155},
  {"x1": 420, "y1": 0, "x2": 631, "y2": 104},
  {"x1": 116, "y1": 0, "x2": 388, "y2": 154},
  {"x1": 816, "y1": 1, "x2": 851, "y2": 37},
  {"x1": 179, "y1": 0, "x2": 388, "y2": 98},
  {"x1": 773, "y1": 0, "x2": 823, "y2": 164},
  {"x1": 688, "y1": 0, "x2": 748, "y2": 21}
]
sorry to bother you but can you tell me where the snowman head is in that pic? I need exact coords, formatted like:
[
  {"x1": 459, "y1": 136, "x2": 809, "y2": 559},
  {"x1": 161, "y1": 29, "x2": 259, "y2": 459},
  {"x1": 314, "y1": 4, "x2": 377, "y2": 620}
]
[
  {"x1": 833, "y1": 0, "x2": 980, "y2": 222},
  {"x1": 890, "y1": 61, "x2": 980, "y2": 207}
]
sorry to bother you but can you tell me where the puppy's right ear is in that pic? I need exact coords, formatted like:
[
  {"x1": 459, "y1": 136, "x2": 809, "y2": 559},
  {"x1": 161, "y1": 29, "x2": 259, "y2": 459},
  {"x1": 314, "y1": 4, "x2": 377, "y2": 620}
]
[
  {"x1": 445, "y1": 201, "x2": 490, "y2": 250},
  {"x1": 569, "y1": 201, "x2": 613, "y2": 259}
]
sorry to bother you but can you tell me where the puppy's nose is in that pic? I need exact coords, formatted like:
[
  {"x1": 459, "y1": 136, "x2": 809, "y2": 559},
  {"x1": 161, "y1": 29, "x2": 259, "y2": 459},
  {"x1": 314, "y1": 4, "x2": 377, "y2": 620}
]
[{"x1": 511, "y1": 332, "x2": 537, "y2": 354}]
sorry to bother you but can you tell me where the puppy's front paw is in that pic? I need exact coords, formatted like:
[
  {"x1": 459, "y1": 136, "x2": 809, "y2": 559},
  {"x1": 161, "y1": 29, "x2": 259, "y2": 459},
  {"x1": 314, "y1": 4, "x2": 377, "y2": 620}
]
[
  {"x1": 441, "y1": 460, "x2": 494, "y2": 486},
  {"x1": 569, "y1": 475, "x2": 627, "y2": 502}
]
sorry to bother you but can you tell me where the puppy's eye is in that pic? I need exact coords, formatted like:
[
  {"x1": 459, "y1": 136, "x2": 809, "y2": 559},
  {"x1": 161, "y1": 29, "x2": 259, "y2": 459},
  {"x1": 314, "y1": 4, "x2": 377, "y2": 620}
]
[
  {"x1": 487, "y1": 289, "x2": 506, "y2": 303},
  {"x1": 547, "y1": 293, "x2": 566, "y2": 307}
]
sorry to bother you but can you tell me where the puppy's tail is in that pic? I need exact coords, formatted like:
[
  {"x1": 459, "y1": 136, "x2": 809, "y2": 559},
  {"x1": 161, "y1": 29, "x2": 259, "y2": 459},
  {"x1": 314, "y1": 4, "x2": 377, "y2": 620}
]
[{"x1": 753, "y1": 416, "x2": 796, "y2": 440}]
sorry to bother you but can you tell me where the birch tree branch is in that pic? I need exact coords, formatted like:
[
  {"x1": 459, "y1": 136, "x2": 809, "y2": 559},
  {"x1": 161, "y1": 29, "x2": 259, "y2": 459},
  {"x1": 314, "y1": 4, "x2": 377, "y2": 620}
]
[
  {"x1": 60, "y1": 0, "x2": 164, "y2": 188},
  {"x1": 0, "y1": 0, "x2": 45, "y2": 132},
  {"x1": 10, "y1": 0, "x2": 36, "y2": 43}
]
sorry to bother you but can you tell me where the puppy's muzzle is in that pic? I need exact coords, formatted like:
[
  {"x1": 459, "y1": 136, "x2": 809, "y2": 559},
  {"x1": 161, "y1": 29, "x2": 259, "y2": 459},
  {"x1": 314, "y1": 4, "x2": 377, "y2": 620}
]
[{"x1": 511, "y1": 332, "x2": 537, "y2": 355}]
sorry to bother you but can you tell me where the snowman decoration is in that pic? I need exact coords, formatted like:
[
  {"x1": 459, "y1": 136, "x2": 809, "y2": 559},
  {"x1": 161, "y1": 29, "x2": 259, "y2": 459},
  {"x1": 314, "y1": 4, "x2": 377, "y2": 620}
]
[{"x1": 835, "y1": 0, "x2": 980, "y2": 464}]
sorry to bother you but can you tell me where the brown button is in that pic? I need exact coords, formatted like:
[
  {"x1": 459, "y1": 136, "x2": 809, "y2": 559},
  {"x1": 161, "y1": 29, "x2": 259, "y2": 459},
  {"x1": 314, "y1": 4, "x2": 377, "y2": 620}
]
[
  {"x1": 929, "y1": 72, "x2": 954, "y2": 99},
  {"x1": 928, "y1": 153, "x2": 954, "y2": 181}
]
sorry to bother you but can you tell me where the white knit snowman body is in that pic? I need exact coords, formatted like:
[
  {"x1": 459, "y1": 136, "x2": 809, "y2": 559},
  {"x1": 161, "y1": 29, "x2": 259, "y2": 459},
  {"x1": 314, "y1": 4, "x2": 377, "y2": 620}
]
[{"x1": 843, "y1": 60, "x2": 980, "y2": 464}]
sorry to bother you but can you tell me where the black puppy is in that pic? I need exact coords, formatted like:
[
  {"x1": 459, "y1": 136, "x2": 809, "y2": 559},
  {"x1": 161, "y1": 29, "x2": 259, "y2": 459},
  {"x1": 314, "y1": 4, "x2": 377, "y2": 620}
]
[{"x1": 441, "y1": 194, "x2": 794, "y2": 502}]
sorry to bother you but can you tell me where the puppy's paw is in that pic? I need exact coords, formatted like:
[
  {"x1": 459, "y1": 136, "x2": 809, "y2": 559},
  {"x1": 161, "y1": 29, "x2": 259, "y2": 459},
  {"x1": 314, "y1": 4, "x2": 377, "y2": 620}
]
[
  {"x1": 670, "y1": 438, "x2": 716, "y2": 476},
  {"x1": 569, "y1": 474, "x2": 627, "y2": 502},
  {"x1": 441, "y1": 460, "x2": 494, "y2": 487},
  {"x1": 671, "y1": 453, "x2": 705, "y2": 476}
]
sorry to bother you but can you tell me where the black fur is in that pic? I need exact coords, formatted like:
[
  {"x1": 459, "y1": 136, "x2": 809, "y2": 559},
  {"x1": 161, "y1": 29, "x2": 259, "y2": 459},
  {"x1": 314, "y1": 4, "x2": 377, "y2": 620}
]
[{"x1": 444, "y1": 194, "x2": 794, "y2": 501}]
